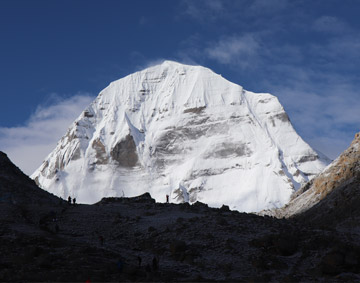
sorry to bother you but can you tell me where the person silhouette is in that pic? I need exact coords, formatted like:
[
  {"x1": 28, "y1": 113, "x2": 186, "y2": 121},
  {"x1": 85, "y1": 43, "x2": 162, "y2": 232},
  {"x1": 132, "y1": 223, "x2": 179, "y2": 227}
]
[{"x1": 152, "y1": 256, "x2": 159, "y2": 271}]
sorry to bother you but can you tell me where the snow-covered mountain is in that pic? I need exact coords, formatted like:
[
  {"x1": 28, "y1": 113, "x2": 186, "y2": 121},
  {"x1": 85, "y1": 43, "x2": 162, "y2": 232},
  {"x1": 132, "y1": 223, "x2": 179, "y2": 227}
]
[{"x1": 31, "y1": 61, "x2": 329, "y2": 212}]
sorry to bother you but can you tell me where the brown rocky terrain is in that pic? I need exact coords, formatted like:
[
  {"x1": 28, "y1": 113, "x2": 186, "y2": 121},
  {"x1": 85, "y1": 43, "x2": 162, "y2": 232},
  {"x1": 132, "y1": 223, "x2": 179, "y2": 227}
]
[
  {"x1": 265, "y1": 132, "x2": 360, "y2": 221},
  {"x1": 1, "y1": 148, "x2": 360, "y2": 282}
]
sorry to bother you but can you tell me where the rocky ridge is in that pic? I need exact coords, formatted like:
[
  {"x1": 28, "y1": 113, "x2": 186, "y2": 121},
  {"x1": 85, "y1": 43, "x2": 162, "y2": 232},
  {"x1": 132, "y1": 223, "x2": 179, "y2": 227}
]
[{"x1": 1, "y1": 151, "x2": 360, "y2": 282}]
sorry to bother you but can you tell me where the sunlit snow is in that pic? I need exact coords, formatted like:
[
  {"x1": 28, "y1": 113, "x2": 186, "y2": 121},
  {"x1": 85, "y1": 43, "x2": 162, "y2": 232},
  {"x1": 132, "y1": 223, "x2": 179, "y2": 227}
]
[{"x1": 31, "y1": 61, "x2": 330, "y2": 212}]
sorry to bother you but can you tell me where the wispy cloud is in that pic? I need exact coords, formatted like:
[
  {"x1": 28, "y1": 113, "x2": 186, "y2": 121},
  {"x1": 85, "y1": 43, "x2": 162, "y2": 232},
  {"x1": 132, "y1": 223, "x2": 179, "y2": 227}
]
[
  {"x1": 206, "y1": 34, "x2": 261, "y2": 67},
  {"x1": 313, "y1": 16, "x2": 350, "y2": 34},
  {"x1": 0, "y1": 94, "x2": 94, "y2": 175},
  {"x1": 180, "y1": 0, "x2": 227, "y2": 23},
  {"x1": 175, "y1": 34, "x2": 205, "y2": 65}
]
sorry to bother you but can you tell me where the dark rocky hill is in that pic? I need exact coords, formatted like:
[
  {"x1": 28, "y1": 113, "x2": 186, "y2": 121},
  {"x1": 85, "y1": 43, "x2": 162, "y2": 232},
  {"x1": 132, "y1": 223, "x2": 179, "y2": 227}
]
[{"x1": 1, "y1": 151, "x2": 360, "y2": 282}]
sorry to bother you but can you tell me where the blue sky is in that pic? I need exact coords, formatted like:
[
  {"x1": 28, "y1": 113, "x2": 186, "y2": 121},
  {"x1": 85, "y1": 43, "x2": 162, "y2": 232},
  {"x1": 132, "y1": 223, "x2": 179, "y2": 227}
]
[{"x1": 0, "y1": 0, "x2": 359, "y2": 174}]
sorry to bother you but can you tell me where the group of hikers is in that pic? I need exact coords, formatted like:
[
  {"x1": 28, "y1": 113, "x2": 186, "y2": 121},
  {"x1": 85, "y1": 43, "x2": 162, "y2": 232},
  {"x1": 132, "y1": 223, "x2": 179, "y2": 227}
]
[{"x1": 68, "y1": 196, "x2": 76, "y2": 205}]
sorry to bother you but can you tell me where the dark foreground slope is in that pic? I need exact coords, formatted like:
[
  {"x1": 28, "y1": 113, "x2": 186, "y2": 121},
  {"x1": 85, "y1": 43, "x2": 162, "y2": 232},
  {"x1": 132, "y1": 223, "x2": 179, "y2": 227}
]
[{"x1": 1, "y1": 152, "x2": 360, "y2": 282}]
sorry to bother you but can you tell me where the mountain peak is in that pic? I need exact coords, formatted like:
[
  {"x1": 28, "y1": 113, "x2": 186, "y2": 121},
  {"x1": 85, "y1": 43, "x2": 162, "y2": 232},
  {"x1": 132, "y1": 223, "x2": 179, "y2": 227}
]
[
  {"x1": 142, "y1": 60, "x2": 214, "y2": 79},
  {"x1": 32, "y1": 63, "x2": 330, "y2": 212},
  {"x1": 144, "y1": 60, "x2": 211, "y2": 75},
  {"x1": 159, "y1": 60, "x2": 202, "y2": 68},
  {"x1": 161, "y1": 60, "x2": 189, "y2": 66}
]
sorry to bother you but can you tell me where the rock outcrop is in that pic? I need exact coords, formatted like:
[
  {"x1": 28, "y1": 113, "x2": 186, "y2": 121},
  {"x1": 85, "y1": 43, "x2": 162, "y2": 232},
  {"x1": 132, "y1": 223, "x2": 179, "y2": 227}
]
[{"x1": 266, "y1": 132, "x2": 360, "y2": 220}]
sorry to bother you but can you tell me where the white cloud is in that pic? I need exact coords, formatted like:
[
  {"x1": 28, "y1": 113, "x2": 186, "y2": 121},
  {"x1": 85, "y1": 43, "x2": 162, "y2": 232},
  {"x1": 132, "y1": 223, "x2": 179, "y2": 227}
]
[
  {"x1": 206, "y1": 34, "x2": 260, "y2": 67},
  {"x1": 129, "y1": 51, "x2": 171, "y2": 72},
  {"x1": 139, "y1": 58, "x2": 169, "y2": 69},
  {"x1": 0, "y1": 94, "x2": 94, "y2": 175}
]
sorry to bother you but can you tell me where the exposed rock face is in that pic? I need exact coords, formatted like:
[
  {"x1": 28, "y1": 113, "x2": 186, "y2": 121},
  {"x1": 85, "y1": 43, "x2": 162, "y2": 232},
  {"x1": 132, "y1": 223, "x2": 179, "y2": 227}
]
[
  {"x1": 266, "y1": 132, "x2": 360, "y2": 219},
  {"x1": 31, "y1": 61, "x2": 329, "y2": 211},
  {"x1": 110, "y1": 134, "x2": 138, "y2": 167},
  {"x1": 204, "y1": 142, "x2": 252, "y2": 159},
  {"x1": 183, "y1": 106, "x2": 206, "y2": 114},
  {"x1": 92, "y1": 139, "x2": 109, "y2": 165}
]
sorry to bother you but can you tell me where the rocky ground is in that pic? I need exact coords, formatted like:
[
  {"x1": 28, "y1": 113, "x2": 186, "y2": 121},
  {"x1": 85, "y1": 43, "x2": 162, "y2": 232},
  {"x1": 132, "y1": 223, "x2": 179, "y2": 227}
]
[{"x1": 1, "y1": 151, "x2": 360, "y2": 282}]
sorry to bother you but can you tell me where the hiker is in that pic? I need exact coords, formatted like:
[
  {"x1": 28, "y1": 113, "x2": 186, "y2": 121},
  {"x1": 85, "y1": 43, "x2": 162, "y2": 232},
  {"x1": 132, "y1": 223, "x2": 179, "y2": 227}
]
[
  {"x1": 145, "y1": 264, "x2": 151, "y2": 279},
  {"x1": 152, "y1": 256, "x2": 159, "y2": 271},
  {"x1": 50, "y1": 211, "x2": 57, "y2": 222},
  {"x1": 68, "y1": 196, "x2": 72, "y2": 204},
  {"x1": 117, "y1": 259, "x2": 123, "y2": 273},
  {"x1": 99, "y1": 235, "x2": 104, "y2": 245},
  {"x1": 73, "y1": 198, "x2": 76, "y2": 205},
  {"x1": 166, "y1": 194, "x2": 169, "y2": 203}
]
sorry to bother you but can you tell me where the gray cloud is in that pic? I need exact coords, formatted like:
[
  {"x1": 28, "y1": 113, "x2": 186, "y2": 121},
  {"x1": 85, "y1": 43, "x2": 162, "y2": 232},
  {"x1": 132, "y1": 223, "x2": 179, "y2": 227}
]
[{"x1": 0, "y1": 94, "x2": 94, "y2": 175}]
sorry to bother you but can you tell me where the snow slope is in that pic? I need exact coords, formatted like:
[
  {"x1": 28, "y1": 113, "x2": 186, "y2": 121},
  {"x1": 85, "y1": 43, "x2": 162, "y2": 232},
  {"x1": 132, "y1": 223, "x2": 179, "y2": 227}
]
[{"x1": 31, "y1": 61, "x2": 329, "y2": 212}]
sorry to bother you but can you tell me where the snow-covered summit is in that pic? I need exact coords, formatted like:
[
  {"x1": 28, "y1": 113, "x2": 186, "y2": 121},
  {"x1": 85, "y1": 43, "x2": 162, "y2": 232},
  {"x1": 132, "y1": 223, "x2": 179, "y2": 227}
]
[{"x1": 31, "y1": 61, "x2": 330, "y2": 212}]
